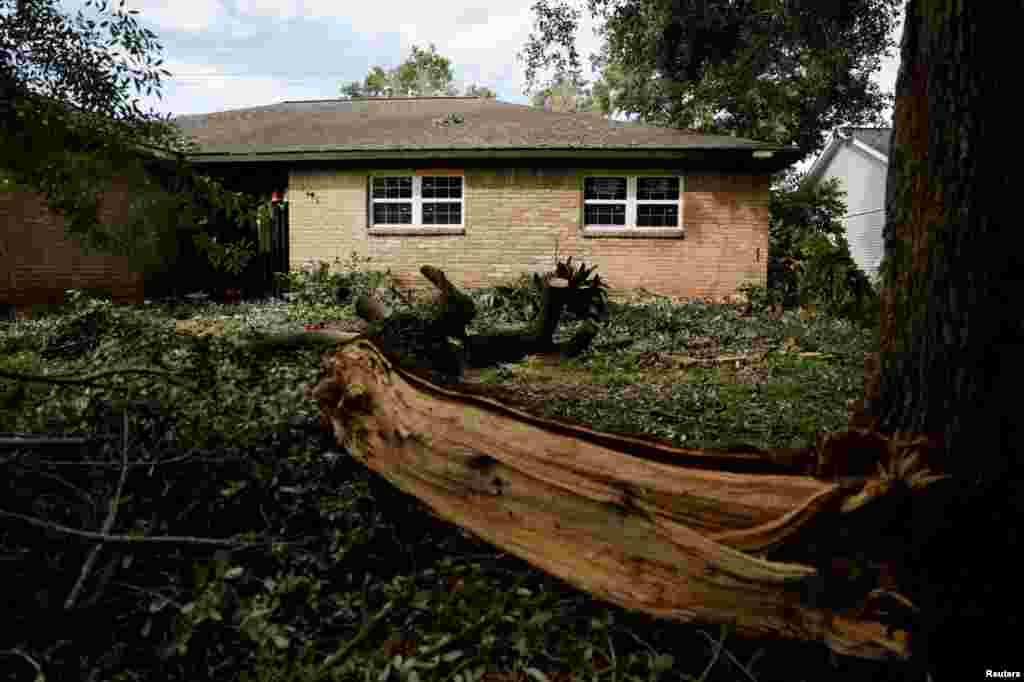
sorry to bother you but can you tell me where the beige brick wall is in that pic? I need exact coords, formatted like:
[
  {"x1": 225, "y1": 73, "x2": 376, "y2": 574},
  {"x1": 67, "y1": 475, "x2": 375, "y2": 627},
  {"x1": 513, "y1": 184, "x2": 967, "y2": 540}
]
[
  {"x1": 1, "y1": 177, "x2": 143, "y2": 309},
  {"x1": 288, "y1": 166, "x2": 769, "y2": 300}
]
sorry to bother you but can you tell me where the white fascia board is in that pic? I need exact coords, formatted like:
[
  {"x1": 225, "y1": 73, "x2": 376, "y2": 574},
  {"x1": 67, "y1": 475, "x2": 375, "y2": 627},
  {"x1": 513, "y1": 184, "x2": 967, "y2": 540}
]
[
  {"x1": 850, "y1": 138, "x2": 889, "y2": 166},
  {"x1": 804, "y1": 135, "x2": 843, "y2": 186}
]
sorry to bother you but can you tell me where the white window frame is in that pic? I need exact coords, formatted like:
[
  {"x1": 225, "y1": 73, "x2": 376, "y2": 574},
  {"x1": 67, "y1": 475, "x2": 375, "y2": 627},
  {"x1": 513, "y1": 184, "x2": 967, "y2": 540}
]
[
  {"x1": 369, "y1": 175, "x2": 465, "y2": 229},
  {"x1": 582, "y1": 175, "x2": 685, "y2": 238}
]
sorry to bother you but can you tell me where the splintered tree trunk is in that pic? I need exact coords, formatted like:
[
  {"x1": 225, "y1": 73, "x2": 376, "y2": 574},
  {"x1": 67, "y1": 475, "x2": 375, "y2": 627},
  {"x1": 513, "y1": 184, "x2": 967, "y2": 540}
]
[
  {"x1": 864, "y1": 1, "x2": 1022, "y2": 672},
  {"x1": 312, "y1": 339, "x2": 950, "y2": 662}
]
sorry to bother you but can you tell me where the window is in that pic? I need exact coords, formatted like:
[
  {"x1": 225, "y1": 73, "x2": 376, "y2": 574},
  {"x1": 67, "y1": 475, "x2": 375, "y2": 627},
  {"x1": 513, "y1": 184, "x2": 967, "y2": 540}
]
[
  {"x1": 583, "y1": 176, "x2": 682, "y2": 230},
  {"x1": 370, "y1": 175, "x2": 463, "y2": 227}
]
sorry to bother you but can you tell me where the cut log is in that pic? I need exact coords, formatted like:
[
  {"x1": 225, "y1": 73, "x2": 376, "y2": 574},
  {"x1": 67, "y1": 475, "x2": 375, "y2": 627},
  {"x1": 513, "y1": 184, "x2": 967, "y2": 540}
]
[{"x1": 311, "y1": 339, "x2": 950, "y2": 662}]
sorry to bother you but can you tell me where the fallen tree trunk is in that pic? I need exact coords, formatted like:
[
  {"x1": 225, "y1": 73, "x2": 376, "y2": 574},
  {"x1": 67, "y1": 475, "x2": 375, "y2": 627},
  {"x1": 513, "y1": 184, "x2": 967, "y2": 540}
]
[
  {"x1": 311, "y1": 338, "x2": 951, "y2": 662},
  {"x1": 353, "y1": 264, "x2": 604, "y2": 380}
]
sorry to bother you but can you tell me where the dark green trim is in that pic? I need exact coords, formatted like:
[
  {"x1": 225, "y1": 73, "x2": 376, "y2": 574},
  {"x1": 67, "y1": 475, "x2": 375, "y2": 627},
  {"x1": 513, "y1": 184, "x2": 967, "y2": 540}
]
[{"x1": 185, "y1": 147, "x2": 801, "y2": 173}]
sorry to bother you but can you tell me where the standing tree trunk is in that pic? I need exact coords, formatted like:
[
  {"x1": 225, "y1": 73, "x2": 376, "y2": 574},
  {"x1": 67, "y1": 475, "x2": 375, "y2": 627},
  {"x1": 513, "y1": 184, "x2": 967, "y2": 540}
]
[{"x1": 866, "y1": 1, "x2": 1021, "y2": 674}]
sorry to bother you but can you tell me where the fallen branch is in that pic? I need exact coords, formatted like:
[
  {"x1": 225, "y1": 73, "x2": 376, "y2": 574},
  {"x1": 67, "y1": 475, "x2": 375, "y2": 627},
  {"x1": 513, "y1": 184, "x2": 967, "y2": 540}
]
[
  {"x1": 662, "y1": 351, "x2": 836, "y2": 369},
  {"x1": 0, "y1": 649, "x2": 43, "y2": 679},
  {"x1": 0, "y1": 366, "x2": 197, "y2": 391},
  {"x1": 0, "y1": 435, "x2": 99, "y2": 448},
  {"x1": 314, "y1": 600, "x2": 396, "y2": 678},
  {"x1": 65, "y1": 408, "x2": 130, "y2": 610},
  {"x1": 0, "y1": 508, "x2": 259, "y2": 548}
]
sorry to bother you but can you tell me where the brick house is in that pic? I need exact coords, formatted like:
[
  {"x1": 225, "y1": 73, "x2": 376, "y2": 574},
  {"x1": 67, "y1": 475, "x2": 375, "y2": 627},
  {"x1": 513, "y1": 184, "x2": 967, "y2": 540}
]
[
  {"x1": 174, "y1": 96, "x2": 800, "y2": 300},
  {"x1": 1, "y1": 176, "x2": 144, "y2": 315}
]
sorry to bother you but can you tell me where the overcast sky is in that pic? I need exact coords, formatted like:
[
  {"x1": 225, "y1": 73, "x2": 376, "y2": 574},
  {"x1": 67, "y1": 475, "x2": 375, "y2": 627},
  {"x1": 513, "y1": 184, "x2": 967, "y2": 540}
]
[{"x1": 58, "y1": 0, "x2": 904, "y2": 123}]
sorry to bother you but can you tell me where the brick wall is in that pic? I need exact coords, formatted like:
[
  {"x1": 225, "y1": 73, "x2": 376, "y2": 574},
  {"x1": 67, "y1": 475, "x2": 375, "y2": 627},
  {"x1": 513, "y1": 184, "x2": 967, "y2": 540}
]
[
  {"x1": 1, "y1": 177, "x2": 143, "y2": 310},
  {"x1": 288, "y1": 166, "x2": 769, "y2": 300}
]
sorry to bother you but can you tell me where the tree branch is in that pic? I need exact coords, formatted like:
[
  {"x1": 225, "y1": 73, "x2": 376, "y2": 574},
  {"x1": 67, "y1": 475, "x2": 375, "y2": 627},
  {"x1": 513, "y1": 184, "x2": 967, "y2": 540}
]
[
  {"x1": 0, "y1": 436, "x2": 98, "y2": 448},
  {"x1": 0, "y1": 366, "x2": 198, "y2": 390},
  {"x1": 65, "y1": 408, "x2": 130, "y2": 610},
  {"x1": 0, "y1": 648, "x2": 43, "y2": 679},
  {"x1": 0, "y1": 508, "x2": 256, "y2": 548}
]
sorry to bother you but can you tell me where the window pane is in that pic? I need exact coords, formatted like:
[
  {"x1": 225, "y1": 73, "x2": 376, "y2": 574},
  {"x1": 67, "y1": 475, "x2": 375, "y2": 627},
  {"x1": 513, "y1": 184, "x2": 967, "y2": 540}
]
[
  {"x1": 372, "y1": 176, "x2": 412, "y2": 199},
  {"x1": 584, "y1": 177, "x2": 627, "y2": 201},
  {"x1": 422, "y1": 202, "x2": 461, "y2": 225},
  {"x1": 637, "y1": 177, "x2": 679, "y2": 201},
  {"x1": 422, "y1": 176, "x2": 462, "y2": 199},
  {"x1": 373, "y1": 202, "x2": 413, "y2": 224},
  {"x1": 636, "y1": 204, "x2": 679, "y2": 227},
  {"x1": 584, "y1": 204, "x2": 626, "y2": 226}
]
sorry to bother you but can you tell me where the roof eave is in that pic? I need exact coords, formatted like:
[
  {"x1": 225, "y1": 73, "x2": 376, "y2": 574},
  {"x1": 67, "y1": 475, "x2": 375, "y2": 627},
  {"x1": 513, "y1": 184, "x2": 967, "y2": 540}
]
[
  {"x1": 183, "y1": 146, "x2": 803, "y2": 172},
  {"x1": 849, "y1": 138, "x2": 890, "y2": 165}
]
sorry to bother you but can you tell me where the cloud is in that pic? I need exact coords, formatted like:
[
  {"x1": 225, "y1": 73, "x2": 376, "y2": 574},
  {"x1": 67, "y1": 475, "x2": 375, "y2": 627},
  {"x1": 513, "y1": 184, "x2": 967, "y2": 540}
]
[
  {"x1": 63, "y1": 0, "x2": 900, "y2": 123},
  {"x1": 124, "y1": 0, "x2": 225, "y2": 33}
]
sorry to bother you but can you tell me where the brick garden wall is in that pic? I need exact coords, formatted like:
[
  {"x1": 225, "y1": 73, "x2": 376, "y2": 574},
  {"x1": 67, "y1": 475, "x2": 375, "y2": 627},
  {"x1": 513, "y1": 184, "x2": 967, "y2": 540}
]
[
  {"x1": 287, "y1": 167, "x2": 769, "y2": 300},
  {"x1": 1, "y1": 178, "x2": 143, "y2": 311}
]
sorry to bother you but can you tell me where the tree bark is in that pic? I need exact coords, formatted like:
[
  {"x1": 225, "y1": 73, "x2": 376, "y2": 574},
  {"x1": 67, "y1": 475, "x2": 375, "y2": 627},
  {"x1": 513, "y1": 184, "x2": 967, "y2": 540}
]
[
  {"x1": 354, "y1": 266, "x2": 600, "y2": 375},
  {"x1": 865, "y1": 1, "x2": 1022, "y2": 673},
  {"x1": 312, "y1": 339, "x2": 954, "y2": 663},
  {"x1": 868, "y1": 0, "x2": 1021, "y2": 484}
]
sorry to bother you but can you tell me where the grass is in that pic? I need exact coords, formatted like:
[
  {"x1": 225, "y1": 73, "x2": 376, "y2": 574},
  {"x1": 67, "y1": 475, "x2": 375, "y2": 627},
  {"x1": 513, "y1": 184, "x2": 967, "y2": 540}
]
[{"x1": 0, "y1": 290, "x2": 918, "y2": 682}]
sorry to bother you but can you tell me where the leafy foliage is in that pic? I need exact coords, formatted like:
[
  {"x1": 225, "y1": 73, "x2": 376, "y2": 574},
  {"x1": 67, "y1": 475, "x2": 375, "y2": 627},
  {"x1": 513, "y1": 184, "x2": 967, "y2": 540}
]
[
  {"x1": 1, "y1": 0, "x2": 277, "y2": 274},
  {"x1": 340, "y1": 44, "x2": 498, "y2": 99},
  {"x1": 472, "y1": 257, "x2": 608, "y2": 326},
  {"x1": 463, "y1": 83, "x2": 497, "y2": 99},
  {"x1": 553, "y1": 255, "x2": 609, "y2": 321},
  {"x1": 192, "y1": 233, "x2": 257, "y2": 278},
  {"x1": 273, "y1": 254, "x2": 402, "y2": 309},
  {"x1": 482, "y1": 296, "x2": 874, "y2": 449},
  {"x1": 521, "y1": 0, "x2": 901, "y2": 156},
  {"x1": 0, "y1": 282, "x2": 905, "y2": 681},
  {"x1": 528, "y1": 71, "x2": 603, "y2": 113},
  {"x1": 762, "y1": 173, "x2": 878, "y2": 324}
]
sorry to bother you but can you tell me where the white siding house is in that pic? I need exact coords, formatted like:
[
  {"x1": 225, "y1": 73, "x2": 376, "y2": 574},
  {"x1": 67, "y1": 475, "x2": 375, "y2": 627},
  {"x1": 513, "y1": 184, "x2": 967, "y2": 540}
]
[{"x1": 805, "y1": 127, "x2": 891, "y2": 282}]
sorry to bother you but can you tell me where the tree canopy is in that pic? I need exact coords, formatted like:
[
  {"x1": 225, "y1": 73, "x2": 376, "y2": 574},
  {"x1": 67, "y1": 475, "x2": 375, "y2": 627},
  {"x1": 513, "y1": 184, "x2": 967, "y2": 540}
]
[
  {"x1": 521, "y1": 0, "x2": 902, "y2": 155},
  {"x1": 342, "y1": 44, "x2": 454, "y2": 97},
  {"x1": 340, "y1": 44, "x2": 497, "y2": 98},
  {"x1": 463, "y1": 83, "x2": 497, "y2": 99},
  {"x1": 528, "y1": 71, "x2": 604, "y2": 113},
  {"x1": 1, "y1": 0, "x2": 268, "y2": 271}
]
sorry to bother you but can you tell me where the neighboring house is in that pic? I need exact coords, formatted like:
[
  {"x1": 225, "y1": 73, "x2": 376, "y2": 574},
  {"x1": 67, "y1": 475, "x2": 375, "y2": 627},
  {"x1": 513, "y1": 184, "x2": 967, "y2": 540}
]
[
  {"x1": 174, "y1": 96, "x2": 801, "y2": 300},
  {"x1": 1, "y1": 176, "x2": 143, "y2": 315},
  {"x1": 805, "y1": 127, "x2": 892, "y2": 281}
]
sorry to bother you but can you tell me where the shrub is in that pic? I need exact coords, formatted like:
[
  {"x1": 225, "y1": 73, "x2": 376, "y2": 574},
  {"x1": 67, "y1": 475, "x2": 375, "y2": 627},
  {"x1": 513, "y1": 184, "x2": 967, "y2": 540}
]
[
  {"x1": 274, "y1": 253, "x2": 398, "y2": 307},
  {"x1": 767, "y1": 172, "x2": 878, "y2": 325}
]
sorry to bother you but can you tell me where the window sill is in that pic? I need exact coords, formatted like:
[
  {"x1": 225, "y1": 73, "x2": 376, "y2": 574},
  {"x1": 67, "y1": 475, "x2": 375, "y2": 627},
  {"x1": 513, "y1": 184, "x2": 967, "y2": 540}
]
[
  {"x1": 582, "y1": 227, "x2": 686, "y2": 239},
  {"x1": 368, "y1": 226, "x2": 466, "y2": 236}
]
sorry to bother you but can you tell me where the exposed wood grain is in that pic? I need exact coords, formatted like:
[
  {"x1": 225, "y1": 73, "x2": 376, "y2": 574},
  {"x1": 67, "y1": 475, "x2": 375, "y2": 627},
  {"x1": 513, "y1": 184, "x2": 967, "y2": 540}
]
[{"x1": 312, "y1": 339, "x2": 948, "y2": 661}]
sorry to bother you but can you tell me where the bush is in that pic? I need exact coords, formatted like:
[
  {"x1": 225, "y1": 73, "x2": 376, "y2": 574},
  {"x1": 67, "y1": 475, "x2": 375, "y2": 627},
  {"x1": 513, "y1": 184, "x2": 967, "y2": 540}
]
[
  {"x1": 767, "y1": 172, "x2": 878, "y2": 325},
  {"x1": 798, "y1": 234, "x2": 878, "y2": 324},
  {"x1": 273, "y1": 253, "x2": 399, "y2": 307}
]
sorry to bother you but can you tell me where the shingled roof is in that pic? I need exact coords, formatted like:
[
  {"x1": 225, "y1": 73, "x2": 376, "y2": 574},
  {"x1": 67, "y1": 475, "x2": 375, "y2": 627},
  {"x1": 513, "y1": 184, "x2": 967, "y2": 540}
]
[
  {"x1": 172, "y1": 96, "x2": 801, "y2": 170},
  {"x1": 805, "y1": 126, "x2": 892, "y2": 186}
]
